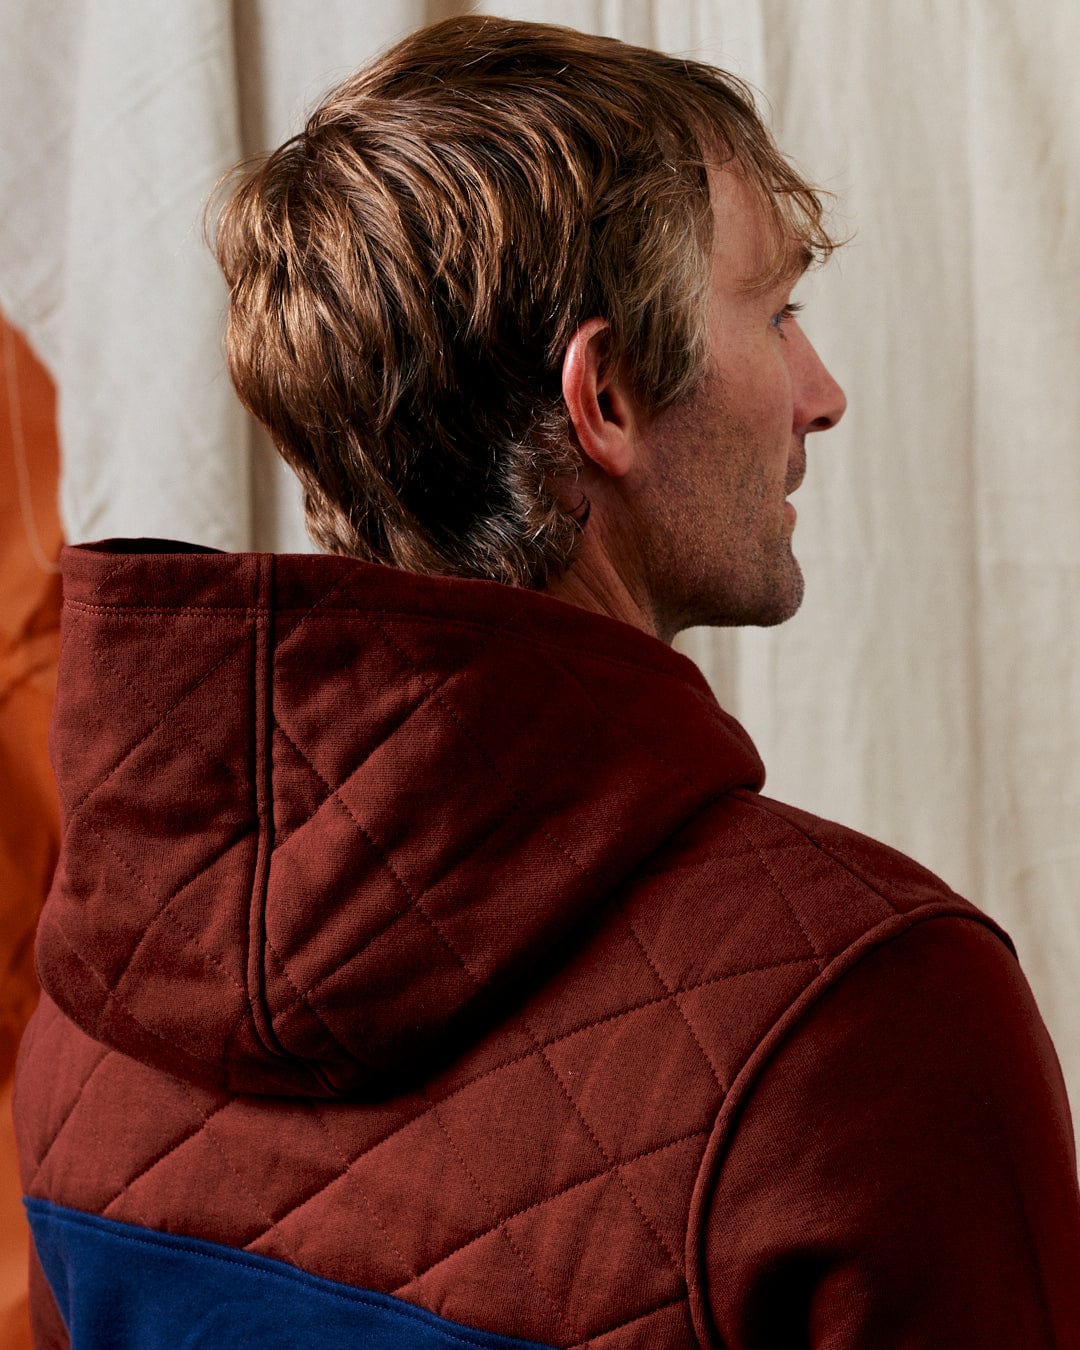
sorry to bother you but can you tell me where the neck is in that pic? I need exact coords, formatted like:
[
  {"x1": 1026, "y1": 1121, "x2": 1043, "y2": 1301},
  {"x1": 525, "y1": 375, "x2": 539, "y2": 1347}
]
[{"x1": 543, "y1": 512, "x2": 666, "y2": 644}]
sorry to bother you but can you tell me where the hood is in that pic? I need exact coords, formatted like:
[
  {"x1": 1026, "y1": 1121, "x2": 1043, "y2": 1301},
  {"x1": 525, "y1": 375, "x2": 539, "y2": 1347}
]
[{"x1": 37, "y1": 539, "x2": 765, "y2": 1098}]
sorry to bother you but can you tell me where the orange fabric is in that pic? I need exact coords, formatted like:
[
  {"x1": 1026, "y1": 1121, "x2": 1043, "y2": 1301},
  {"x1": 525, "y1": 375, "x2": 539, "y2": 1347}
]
[{"x1": 0, "y1": 313, "x2": 62, "y2": 1350}]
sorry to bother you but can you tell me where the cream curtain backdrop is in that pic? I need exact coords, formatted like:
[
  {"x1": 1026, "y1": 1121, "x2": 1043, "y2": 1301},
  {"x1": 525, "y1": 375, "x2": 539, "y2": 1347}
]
[{"x1": 1, "y1": 1, "x2": 1077, "y2": 1128}]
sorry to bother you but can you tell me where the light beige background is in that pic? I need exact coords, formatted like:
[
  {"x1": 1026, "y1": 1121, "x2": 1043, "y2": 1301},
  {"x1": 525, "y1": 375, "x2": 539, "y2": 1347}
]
[{"x1": 1, "y1": 0, "x2": 1077, "y2": 1133}]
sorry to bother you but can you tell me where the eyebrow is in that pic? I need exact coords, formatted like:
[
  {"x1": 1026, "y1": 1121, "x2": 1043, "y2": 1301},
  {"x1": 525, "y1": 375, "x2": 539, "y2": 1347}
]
[
  {"x1": 782, "y1": 243, "x2": 815, "y2": 284},
  {"x1": 740, "y1": 242, "x2": 813, "y2": 296}
]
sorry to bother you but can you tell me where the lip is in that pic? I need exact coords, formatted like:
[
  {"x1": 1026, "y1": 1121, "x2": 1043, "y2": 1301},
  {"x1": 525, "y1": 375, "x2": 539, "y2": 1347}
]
[
  {"x1": 785, "y1": 447, "x2": 806, "y2": 500},
  {"x1": 784, "y1": 460, "x2": 804, "y2": 526}
]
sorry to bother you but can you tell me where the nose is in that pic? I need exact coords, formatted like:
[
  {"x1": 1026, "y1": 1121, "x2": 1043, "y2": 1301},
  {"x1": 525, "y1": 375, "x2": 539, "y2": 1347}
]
[{"x1": 790, "y1": 322, "x2": 846, "y2": 434}]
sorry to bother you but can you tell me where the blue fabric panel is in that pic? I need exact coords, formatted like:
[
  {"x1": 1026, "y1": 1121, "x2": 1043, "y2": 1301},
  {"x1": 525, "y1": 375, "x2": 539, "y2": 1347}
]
[{"x1": 26, "y1": 1198, "x2": 555, "y2": 1349}]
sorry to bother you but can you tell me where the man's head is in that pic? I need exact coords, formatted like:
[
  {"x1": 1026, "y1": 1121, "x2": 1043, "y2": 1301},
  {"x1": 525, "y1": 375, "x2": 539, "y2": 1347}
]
[
  {"x1": 554, "y1": 167, "x2": 846, "y2": 640},
  {"x1": 212, "y1": 15, "x2": 844, "y2": 632}
]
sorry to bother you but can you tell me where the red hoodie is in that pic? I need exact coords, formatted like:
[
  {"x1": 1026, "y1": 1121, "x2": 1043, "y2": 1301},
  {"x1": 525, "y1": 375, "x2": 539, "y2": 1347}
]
[{"x1": 14, "y1": 539, "x2": 1080, "y2": 1348}]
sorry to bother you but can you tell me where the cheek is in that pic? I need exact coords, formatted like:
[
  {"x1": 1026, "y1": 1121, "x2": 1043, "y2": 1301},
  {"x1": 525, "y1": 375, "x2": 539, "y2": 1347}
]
[
  {"x1": 736, "y1": 349, "x2": 794, "y2": 446},
  {"x1": 739, "y1": 330, "x2": 792, "y2": 394}
]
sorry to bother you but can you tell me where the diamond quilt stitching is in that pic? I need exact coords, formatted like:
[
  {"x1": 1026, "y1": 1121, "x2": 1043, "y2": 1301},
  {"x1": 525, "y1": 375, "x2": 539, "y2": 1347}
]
[
  {"x1": 56, "y1": 603, "x2": 81, "y2": 669},
  {"x1": 27, "y1": 547, "x2": 987, "y2": 1348},
  {"x1": 266, "y1": 608, "x2": 691, "y2": 1112},
  {"x1": 272, "y1": 571, "x2": 361, "y2": 652},
  {"x1": 245, "y1": 1060, "x2": 559, "y2": 1248},
  {"x1": 527, "y1": 1015, "x2": 686, "y2": 1282},
  {"x1": 33, "y1": 805, "x2": 877, "y2": 1319},
  {"x1": 365, "y1": 612, "x2": 593, "y2": 883},
  {"x1": 71, "y1": 615, "x2": 250, "y2": 803},
  {"x1": 267, "y1": 870, "x2": 406, "y2": 1019},
  {"x1": 197, "y1": 947, "x2": 823, "y2": 1250},
  {"x1": 268, "y1": 726, "x2": 333, "y2": 850},
  {"x1": 270, "y1": 736, "x2": 484, "y2": 987},
  {"x1": 271, "y1": 653, "x2": 458, "y2": 817},
  {"x1": 44, "y1": 921, "x2": 227, "y2": 1073},
  {"x1": 60, "y1": 631, "x2": 252, "y2": 824},
  {"x1": 101, "y1": 1101, "x2": 231, "y2": 1215},
  {"x1": 615, "y1": 902, "x2": 728, "y2": 1094},
  {"x1": 90, "y1": 821, "x2": 252, "y2": 1006},
  {"x1": 261, "y1": 937, "x2": 370, "y2": 1068},
  {"x1": 27, "y1": 1045, "x2": 114, "y2": 1190},
  {"x1": 428, "y1": 1098, "x2": 580, "y2": 1343},
  {"x1": 268, "y1": 664, "x2": 470, "y2": 995},
  {"x1": 731, "y1": 816, "x2": 826, "y2": 972},
  {"x1": 40, "y1": 837, "x2": 885, "y2": 1258},
  {"x1": 25, "y1": 889, "x2": 918, "y2": 1345},
  {"x1": 268, "y1": 707, "x2": 603, "y2": 1026},
  {"x1": 400, "y1": 1124, "x2": 710, "y2": 1289},
  {"x1": 252, "y1": 1100, "x2": 421, "y2": 1287},
  {"x1": 87, "y1": 554, "x2": 148, "y2": 599},
  {"x1": 731, "y1": 790, "x2": 901, "y2": 918},
  {"x1": 140, "y1": 1081, "x2": 283, "y2": 1244},
  {"x1": 537, "y1": 953, "x2": 823, "y2": 1054}
]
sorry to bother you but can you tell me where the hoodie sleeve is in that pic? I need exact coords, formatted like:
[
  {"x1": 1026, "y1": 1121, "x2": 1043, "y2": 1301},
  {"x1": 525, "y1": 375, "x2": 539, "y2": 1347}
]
[{"x1": 697, "y1": 915, "x2": 1080, "y2": 1349}]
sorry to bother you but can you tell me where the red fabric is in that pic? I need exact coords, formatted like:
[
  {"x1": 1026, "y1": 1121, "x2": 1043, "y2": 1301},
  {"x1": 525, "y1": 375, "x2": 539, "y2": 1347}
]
[
  {"x1": 698, "y1": 919, "x2": 1080, "y2": 1346},
  {"x1": 14, "y1": 539, "x2": 1080, "y2": 1348}
]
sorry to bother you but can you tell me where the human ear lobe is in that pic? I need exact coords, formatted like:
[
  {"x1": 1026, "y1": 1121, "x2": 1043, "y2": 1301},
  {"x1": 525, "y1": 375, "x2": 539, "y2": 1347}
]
[{"x1": 561, "y1": 319, "x2": 638, "y2": 479}]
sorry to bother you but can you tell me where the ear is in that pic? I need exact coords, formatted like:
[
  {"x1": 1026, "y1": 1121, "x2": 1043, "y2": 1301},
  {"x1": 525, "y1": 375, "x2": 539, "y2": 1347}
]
[{"x1": 561, "y1": 319, "x2": 640, "y2": 479}]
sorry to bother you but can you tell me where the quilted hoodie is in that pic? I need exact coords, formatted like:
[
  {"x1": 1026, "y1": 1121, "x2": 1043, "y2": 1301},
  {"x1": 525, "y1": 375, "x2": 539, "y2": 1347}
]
[{"x1": 14, "y1": 539, "x2": 1080, "y2": 1348}]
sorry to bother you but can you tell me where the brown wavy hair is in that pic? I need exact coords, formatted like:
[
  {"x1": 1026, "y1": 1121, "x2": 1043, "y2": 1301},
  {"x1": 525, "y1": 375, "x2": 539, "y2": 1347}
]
[{"x1": 210, "y1": 15, "x2": 838, "y2": 587}]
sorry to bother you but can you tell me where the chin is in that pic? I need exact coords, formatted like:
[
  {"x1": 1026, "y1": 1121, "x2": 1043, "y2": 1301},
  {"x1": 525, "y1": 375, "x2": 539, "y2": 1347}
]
[
  {"x1": 762, "y1": 565, "x2": 805, "y2": 626},
  {"x1": 754, "y1": 597, "x2": 802, "y2": 628},
  {"x1": 749, "y1": 544, "x2": 805, "y2": 623},
  {"x1": 657, "y1": 548, "x2": 806, "y2": 635},
  {"x1": 673, "y1": 590, "x2": 802, "y2": 633},
  {"x1": 733, "y1": 550, "x2": 806, "y2": 627}
]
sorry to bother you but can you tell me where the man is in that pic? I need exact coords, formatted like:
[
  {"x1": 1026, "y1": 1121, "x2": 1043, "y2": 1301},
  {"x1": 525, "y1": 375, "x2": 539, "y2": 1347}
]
[{"x1": 14, "y1": 15, "x2": 1080, "y2": 1349}]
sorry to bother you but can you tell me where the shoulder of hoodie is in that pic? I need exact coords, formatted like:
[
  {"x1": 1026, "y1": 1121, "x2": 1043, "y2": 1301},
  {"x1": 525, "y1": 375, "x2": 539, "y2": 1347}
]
[
  {"x1": 628, "y1": 783, "x2": 1019, "y2": 1125},
  {"x1": 696, "y1": 785, "x2": 1014, "y2": 956},
  {"x1": 675, "y1": 791, "x2": 1072, "y2": 1346},
  {"x1": 618, "y1": 783, "x2": 1017, "y2": 1113},
  {"x1": 662, "y1": 785, "x2": 1025, "y2": 1210}
]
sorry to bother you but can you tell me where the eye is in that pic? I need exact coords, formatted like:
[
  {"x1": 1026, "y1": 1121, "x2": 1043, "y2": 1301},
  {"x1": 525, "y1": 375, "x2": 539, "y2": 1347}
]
[{"x1": 769, "y1": 300, "x2": 804, "y2": 337}]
